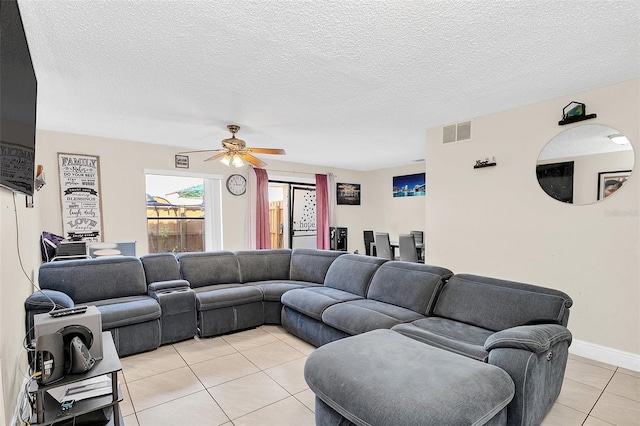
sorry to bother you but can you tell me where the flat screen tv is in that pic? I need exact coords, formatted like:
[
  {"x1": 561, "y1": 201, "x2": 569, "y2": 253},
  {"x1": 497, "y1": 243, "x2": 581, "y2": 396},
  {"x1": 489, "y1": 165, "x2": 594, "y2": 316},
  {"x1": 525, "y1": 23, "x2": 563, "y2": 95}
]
[{"x1": 1, "y1": 0, "x2": 37, "y2": 196}]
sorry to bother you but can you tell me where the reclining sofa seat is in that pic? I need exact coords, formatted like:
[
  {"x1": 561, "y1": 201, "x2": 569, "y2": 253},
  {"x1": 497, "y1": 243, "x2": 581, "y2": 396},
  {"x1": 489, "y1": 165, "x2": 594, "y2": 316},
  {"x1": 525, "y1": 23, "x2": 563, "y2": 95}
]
[
  {"x1": 281, "y1": 255, "x2": 454, "y2": 346},
  {"x1": 236, "y1": 249, "x2": 345, "y2": 323},
  {"x1": 177, "y1": 248, "x2": 345, "y2": 338},
  {"x1": 176, "y1": 251, "x2": 256, "y2": 337},
  {"x1": 321, "y1": 260, "x2": 455, "y2": 335},
  {"x1": 28, "y1": 257, "x2": 161, "y2": 357},
  {"x1": 392, "y1": 274, "x2": 574, "y2": 426}
]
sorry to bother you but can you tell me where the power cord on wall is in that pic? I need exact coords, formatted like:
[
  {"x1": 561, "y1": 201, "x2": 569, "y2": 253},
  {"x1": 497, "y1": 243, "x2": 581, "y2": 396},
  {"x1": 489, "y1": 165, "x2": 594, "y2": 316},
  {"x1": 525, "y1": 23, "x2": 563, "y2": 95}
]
[
  {"x1": 12, "y1": 192, "x2": 54, "y2": 301},
  {"x1": 10, "y1": 192, "x2": 58, "y2": 425}
]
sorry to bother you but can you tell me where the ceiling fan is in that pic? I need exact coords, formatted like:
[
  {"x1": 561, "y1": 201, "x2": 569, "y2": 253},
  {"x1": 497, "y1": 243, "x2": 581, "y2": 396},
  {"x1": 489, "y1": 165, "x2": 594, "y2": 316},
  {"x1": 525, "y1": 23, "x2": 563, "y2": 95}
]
[{"x1": 180, "y1": 125, "x2": 286, "y2": 168}]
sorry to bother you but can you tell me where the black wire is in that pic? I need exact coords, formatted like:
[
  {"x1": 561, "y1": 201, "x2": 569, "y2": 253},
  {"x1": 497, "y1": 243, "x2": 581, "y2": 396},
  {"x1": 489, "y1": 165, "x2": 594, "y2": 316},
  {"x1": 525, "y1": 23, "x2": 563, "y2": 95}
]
[{"x1": 12, "y1": 192, "x2": 57, "y2": 312}]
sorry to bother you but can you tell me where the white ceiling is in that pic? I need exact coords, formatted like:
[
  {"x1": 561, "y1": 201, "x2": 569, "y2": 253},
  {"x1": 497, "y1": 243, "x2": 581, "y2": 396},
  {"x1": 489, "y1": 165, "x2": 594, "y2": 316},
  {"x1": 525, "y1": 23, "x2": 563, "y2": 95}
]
[
  {"x1": 17, "y1": 1, "x2": 640, "y2": 171},
  {"x1": 537, "y1": 124, "x2": 634, "y2": 161}
]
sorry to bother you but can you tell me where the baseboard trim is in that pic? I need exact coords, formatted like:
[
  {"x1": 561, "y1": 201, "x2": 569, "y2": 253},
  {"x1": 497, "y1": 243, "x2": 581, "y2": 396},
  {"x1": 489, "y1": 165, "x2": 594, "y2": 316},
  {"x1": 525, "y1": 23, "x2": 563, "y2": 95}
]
[{"x1": 570, "y1": 339, "x2": 640, "y2": 372}]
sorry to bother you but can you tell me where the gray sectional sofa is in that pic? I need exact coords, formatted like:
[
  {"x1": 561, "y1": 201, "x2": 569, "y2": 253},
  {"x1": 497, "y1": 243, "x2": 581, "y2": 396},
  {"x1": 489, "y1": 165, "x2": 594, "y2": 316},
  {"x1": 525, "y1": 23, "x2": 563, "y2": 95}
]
[
  {"x1": 287, "y1": 264, "x2": 573, "y2": 426},
  {"x1": 24, "y1": 249, "x2": 573, "y2": 426}
]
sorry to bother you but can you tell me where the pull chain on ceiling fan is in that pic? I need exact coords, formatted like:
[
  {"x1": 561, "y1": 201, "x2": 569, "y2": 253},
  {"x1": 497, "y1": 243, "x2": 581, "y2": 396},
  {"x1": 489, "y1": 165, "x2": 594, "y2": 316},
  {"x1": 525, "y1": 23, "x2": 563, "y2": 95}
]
[{"x1": 179, "y1": 125, "x2": 286, "y2": 168}]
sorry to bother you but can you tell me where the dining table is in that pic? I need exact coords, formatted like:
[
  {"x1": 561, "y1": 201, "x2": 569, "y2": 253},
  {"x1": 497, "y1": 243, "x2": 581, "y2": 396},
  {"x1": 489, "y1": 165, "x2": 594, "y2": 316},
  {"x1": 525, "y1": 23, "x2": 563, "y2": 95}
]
[{"x1": 370, "y1": 241, "x2": 424, "y2": 260}]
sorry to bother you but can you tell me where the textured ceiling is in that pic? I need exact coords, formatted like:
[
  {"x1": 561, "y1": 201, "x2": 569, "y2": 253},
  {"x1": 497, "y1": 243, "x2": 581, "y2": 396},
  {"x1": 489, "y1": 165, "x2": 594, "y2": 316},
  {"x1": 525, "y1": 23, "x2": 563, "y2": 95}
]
[
  {"x1": 537, "y1": 124, "x2": 634, "y2": 161},
  {"x1": 17, "y1": 1, "x2": 640, "y2": 171}
]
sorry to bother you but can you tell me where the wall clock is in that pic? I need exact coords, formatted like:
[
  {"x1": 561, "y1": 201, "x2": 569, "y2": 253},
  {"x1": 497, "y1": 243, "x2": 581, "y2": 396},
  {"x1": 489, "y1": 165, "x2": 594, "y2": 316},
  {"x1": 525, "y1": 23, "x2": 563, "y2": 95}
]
[{"x1": 226, "y1": 174, "x2": 247, "y2": 196}]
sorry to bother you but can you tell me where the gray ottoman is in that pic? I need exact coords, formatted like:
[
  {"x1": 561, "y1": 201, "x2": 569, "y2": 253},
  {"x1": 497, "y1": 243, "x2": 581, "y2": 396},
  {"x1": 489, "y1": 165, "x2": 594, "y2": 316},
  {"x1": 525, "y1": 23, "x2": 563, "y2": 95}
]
[{"x1": 304, "y1": 329, "x2": 515, "y2": 426}]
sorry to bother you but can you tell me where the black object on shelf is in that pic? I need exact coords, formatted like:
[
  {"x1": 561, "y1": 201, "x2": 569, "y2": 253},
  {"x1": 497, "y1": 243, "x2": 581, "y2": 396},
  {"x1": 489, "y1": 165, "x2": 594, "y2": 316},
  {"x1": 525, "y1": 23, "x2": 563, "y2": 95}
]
[
  {"x1": 558, "y1": 101, "x2": 597, "y2": 126},
  {"x1": 474, "y1": 159, "x2": 497, "y2": 169},
  {"x1": 330, "y1": 227, "x2": 348, "y2": 251}
]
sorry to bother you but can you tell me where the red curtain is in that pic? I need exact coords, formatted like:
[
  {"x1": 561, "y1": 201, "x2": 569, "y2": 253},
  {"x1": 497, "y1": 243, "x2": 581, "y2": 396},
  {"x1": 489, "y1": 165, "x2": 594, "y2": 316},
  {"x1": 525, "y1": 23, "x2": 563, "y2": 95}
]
[
  {"x1": 316, "y1": 174, "x2": 329, "y2": 250},
  {"x1": 255, "y1": 168, "x2": 270, "y2": 249}
]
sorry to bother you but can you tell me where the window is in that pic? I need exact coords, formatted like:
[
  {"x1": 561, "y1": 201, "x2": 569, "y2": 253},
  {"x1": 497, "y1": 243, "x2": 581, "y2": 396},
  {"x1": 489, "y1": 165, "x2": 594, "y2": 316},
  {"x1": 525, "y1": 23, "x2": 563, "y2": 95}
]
[{"x1": 145, "y1": 170, "x2": 222, "y2": 253}]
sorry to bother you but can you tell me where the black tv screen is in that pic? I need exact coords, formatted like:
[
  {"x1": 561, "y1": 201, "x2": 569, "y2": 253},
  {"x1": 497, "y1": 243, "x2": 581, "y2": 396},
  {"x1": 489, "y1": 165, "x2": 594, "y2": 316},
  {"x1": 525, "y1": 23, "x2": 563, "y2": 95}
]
[{"x1": 0, "y1": 0, "x2": 37, "y2": 196}]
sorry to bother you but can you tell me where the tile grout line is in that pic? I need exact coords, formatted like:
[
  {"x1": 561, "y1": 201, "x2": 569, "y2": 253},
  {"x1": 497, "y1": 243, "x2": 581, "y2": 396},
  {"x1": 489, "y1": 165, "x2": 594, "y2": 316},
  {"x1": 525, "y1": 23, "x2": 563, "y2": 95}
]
[
  {"x1": 167, "y1": 329, "x2": 301, "y2": 424},
  {"x1": 175, "y1": 340, "x2": 232, "y2": 425},
  {"x1": 580, "y1": 367, "x2": 618, "y2": 426},
  {"x1": 125, "y1": 327, "x2": 312, "y2": 424}
]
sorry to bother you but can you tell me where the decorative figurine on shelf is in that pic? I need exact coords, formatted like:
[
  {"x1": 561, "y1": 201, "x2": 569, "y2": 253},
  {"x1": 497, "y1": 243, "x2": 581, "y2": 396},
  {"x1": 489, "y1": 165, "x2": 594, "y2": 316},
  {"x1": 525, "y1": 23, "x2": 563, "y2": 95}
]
[
  {"x1": 558, "y1": 101, "x2": 597, "y2": 126},
  {"x1": 473, "y1": 157, "x2": 497, "y2": 169}
]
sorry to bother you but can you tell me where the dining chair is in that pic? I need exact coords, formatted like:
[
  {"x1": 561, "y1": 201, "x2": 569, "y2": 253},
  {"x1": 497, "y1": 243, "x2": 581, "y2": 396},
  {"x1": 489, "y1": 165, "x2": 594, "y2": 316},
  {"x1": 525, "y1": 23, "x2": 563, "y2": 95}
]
[
  {"x1": 399, "y1": 233, "x2": 420, "y2": 262},
  {"x1": 363, "y1": 230, "x2": 375, "y2": 256},
  {"x1": 410, "y1": 230, "x2": 424, "y2": 261},
  {"x1": 374, "y1": 232, "x2": 394, "y2": 260},
  {"x1": 410, "y1": 230, "x2": 423, "y2": 244}
]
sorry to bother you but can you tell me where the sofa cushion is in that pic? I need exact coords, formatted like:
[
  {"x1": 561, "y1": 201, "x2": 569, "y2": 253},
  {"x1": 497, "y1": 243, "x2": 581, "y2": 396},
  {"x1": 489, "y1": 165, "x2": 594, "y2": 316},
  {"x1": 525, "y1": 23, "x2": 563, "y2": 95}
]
[
  {"x1": 433, "y1": 274, "x2": 573, "y2": 331},
  {"x1": 392, "y1": 317, "x2": 493, "y2": 361},
  {"x1": 251, "y1": 280, "x2": 322, "y2": 302},
  {"x1": 366, "y1": 261, "x2": 453, "y2": 315},
  {"x1": 235, "y1": 249, "x2": 292, "y2": 283},
  {"x1": 290, "y1": 248, "x2": 345, "y2": 284},
  {"x1": 177, "y1": 251, "x2": 240, "y2": 288},
  {"x1": 194, "y1": 284, "x2": 263, "y2": 310},
  {"x1": 322, "y1": 299, "x2": 425, "y2": 335},
  {"x1": 281, "y1": 287, "x2": 363, "y2": 321},
  {"x1": 91, "y1": 296, "x2": 161, "y2": 329},
  {"x1": 323, "y1": 254, "x2": 387, "y2": 297},
  {"x1": 140, "y1": 253, "x2": 181, "y2": 283},
  {"x1": 38, "y1": 257, "x2": 147, "y2": 303}
]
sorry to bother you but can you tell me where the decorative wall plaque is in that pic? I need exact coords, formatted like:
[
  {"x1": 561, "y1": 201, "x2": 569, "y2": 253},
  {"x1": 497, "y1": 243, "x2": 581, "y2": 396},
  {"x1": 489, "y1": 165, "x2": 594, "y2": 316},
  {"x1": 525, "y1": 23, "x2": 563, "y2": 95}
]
[{"x1": 58, "y1": 152, "x2": 104, "y2": 241}]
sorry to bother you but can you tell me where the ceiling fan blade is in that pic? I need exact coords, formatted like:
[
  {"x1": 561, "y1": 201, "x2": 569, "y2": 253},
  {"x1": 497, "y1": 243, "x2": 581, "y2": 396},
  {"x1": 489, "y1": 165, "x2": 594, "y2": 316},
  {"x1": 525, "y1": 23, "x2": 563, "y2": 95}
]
[
  {"x1": 248, "y1": 148, "x2": 286, "y2": 155},
  {"x1": 204, "y1": 152, "x2": 228, "y2": 162},
  {"x1": 242, "y1": 153, "x2": 267, "y2": 168},
  {"x1": 178, "y1": 148, "x2": 224, "y2": 154}
]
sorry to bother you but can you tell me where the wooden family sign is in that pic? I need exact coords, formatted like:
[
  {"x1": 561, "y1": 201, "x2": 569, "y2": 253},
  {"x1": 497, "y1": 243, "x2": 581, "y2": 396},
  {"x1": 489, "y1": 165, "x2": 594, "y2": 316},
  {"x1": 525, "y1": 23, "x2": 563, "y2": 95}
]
[{"x1": 58, "y1": 153, "x2": 104, "y2": 242}]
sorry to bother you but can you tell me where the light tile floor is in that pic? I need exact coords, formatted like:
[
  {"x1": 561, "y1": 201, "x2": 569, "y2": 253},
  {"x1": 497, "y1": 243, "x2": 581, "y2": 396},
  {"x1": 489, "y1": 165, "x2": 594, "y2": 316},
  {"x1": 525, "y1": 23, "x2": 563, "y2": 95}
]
[{"x1": 117, "y1": 326, "x2": 640, "y2": 426}]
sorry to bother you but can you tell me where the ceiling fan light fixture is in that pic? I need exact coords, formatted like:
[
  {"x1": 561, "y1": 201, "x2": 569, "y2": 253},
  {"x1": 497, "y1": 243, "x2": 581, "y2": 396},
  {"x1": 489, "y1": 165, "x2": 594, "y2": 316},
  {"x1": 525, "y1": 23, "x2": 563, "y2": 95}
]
[
  {"x1": 220, "y1": 153, "x2": 231, "y2": 166},
  {"x1": 231, "y1": 154, "x2": 245, "y2": 167}
]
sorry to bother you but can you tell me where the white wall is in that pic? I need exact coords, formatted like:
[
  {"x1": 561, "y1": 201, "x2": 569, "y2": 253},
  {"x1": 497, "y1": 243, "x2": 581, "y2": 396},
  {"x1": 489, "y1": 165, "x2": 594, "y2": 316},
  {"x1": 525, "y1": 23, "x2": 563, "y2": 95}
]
[
  {"x1": 33, "y1": 134, "x2": 425, "y2": 256},
  {"x1": 426, "y1": 79, "x2": 639, "y2": 359},
  {"x1": 361, "y1": 163, "x2": 427, "y2": 246},
  {"x1": 1, "y1": 189, "x2": 41, "y2": 425}
]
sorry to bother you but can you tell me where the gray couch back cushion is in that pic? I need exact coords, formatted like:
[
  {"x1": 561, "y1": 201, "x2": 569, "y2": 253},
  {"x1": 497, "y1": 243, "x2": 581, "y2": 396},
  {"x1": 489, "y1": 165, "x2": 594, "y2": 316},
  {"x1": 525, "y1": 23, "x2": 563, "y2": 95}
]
[
  {"x1": 140, "y1": 253, "x2": 180, "y2": 284},
  {"x1": 235, "y1": 249, "x2": 291, "y2": 283},
  {"x1": 38, "y1": 256, "x2": 147, "y2": 303},
  {"x1": 290, "y1": 249, "x2": 344, "y2": 284},
  {"x1": 433, "y1": 274, "x2": 573, "y2": 331},
  {"x1": 324, "y1": 255, "x2": 387, "y2": 297},
  {"x1": 367, "y1": 261, "x2": 453, "y2": 314},
  {"x1": 176, "y1": 251, "x2": 240, "y2": 288}
]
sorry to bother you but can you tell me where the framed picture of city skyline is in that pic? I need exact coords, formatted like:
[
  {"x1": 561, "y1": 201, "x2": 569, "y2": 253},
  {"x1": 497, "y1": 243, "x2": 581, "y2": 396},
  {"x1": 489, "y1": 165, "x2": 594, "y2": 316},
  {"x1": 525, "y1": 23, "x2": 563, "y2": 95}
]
[{"x1": 393, "y1": 173, "x2": 426, "y2": 197}]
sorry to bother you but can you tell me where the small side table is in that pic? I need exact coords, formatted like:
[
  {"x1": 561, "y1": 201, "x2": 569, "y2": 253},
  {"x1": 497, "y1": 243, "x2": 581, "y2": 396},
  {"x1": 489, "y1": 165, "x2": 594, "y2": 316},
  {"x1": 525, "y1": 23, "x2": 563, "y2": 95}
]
[{"x1": 29, "y1": 331, "x2": 123, "y2": 425}]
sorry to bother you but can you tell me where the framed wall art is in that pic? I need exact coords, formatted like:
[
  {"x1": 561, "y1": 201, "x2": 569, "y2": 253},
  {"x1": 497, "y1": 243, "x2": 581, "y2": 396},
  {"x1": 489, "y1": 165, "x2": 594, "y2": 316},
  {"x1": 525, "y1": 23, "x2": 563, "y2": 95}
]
[
  {"x1": 58, "y1": 152, "x2": 104, "y2": 241},
  {"x1": 337, "y1": 182, "x2": 361, "y2": 205},
  {"x1": 393, "y1": 173, "x2": 425, "y2": 197},
  {"x1": 597, "y1": 170, "x2": 631, "y2": 200},
  {"x1": 175, "y1": 154, "x2": 189, "y2": 169}
]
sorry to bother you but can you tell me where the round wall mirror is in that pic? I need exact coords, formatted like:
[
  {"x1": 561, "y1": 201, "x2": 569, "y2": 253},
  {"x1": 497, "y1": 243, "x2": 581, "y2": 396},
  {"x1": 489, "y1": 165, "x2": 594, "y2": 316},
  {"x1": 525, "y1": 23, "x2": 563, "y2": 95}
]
[{"x1": 536, "y1": 124, "x2": 634, "y2": 205}]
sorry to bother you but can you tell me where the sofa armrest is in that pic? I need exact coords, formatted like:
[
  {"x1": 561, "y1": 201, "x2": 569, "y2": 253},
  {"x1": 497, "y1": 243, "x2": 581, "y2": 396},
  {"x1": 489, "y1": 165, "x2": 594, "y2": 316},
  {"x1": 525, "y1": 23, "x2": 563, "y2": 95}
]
[
  {"x1": 147, "y1": 280, "x2": 190, "y2": 294},
  {"x1": 25, "y1": 289, "x2": 74, "y2": 311},
  {"x1": 485, "y1": 324, "x2": 572, "y2": 354},
  {"x1": 25, "y1": 290, "x2": 75, "y2": 344}
]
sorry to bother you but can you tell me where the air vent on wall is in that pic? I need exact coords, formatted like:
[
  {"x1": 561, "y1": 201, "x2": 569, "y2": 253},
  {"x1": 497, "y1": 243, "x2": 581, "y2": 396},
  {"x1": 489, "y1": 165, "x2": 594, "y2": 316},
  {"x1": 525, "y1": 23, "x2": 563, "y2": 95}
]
[{"x1": 442, "y1": 121, "x2": 472, "y2": 143}]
